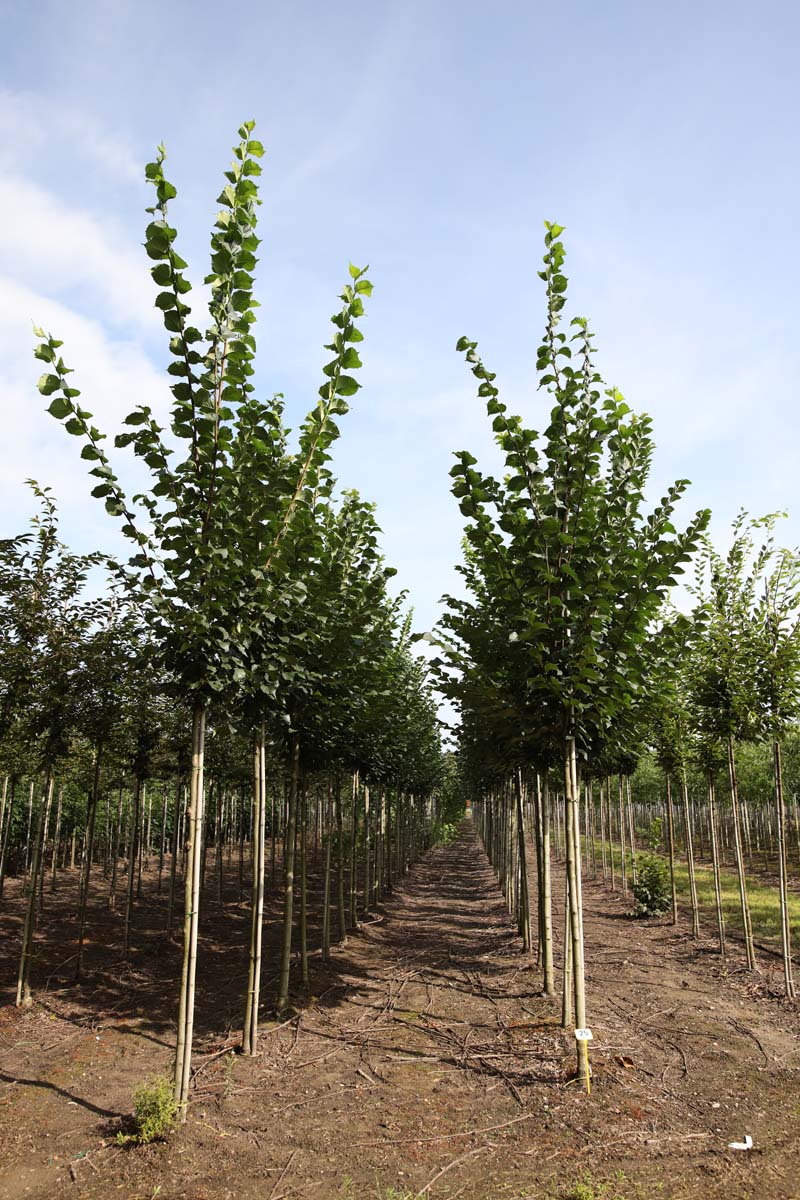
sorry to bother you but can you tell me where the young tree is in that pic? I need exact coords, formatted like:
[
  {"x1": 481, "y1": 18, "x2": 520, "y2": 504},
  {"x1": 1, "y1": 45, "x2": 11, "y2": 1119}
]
[
  {"x1": 37, "y1": 123, "x2": 372, "y2": 1116},
  {"x1": 441, "y1": 223, "x2": 709, "y2": 1080}
]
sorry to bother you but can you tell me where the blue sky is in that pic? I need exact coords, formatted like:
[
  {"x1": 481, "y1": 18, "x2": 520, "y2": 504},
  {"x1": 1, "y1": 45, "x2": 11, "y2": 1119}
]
[{"x1": 2, "y1": 0, "x2": 799, "y2": 646}]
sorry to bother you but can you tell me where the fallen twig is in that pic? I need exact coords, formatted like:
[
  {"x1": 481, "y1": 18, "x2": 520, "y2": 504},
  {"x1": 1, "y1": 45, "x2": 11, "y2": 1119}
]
[
  {"x1": 268, "y1": 1149, "x2": 297, "y2": 1200},
  {"x1": 414, "y1": 1145, "x2": 487, "y2": 1196},
  {"x1": 354, "y1": 1112, "x2": 536, "y2": 1146}
]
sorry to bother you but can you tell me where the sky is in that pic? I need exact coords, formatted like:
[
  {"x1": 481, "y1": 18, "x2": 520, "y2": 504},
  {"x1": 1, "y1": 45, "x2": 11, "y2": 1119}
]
[{"x1": 2, "y1": 0, "x2": 800, "y2": 656}]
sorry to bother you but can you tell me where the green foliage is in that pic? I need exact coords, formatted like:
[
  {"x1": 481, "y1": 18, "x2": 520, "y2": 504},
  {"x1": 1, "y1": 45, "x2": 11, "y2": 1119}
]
[
  {"x1": 430, "y1": 819, "x2": 459, "y2": 846},
  {"x1": 561, "y1": 1171, "x2": 630, "y2": 1200},
  {"x1": 118, "y1": 1075, "x2": 177, "y2": 1144},
  {"x1": 434, "y1": 223, "x2": 709, "y2": 789},
  {"x1": 646, "y1": 816, "x2": 663, "y2": 851},
  {"x1": 36, "y1": 121, "x2": 374, "y2": 715},
  {"x1": 632, "y1": 853, "x2": 670, "y2": 917}
]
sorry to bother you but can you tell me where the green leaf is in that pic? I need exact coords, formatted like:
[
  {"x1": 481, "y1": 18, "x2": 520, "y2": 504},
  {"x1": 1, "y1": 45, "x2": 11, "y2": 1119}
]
[
  {"x1": 47, "y1": 397, "x2": 71, "y2": 419},
  {"x1": 336, "y1": 375, "x2": 360, "y2": 397},
  {"x1": 39, "y1": 374, "x2": 62, "y2": 397}
]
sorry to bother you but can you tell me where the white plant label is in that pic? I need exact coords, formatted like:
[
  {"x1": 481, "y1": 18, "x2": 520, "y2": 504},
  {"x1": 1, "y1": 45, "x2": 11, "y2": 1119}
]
[{"x1": 574, "y1": 1028, "x2": 593, "y2": 1042}]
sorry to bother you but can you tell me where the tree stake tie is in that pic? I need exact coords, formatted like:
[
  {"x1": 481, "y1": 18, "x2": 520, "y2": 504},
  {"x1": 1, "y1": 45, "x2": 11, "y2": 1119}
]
[{"x1": 575, "y1": 1027, "x2": 593, "y2": 1095}]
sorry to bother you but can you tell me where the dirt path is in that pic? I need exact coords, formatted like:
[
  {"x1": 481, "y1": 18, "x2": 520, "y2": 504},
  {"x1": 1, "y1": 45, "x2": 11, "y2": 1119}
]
[{"x1": 1, "y1": 822, "x2": 798, "y2": 1199}]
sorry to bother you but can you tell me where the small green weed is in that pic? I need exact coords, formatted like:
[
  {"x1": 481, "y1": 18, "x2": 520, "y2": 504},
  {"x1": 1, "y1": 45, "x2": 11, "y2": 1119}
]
[
  {"x1": 631, "y1": 819, "x2": 670, "y2": 916},
  {"x1": 632, "y1": 853, "x2": 671, "y2": 916},
  {"x1": 561, "y1": 1172, "x2": 629, "y2": 1200},
  {"x1": 117, "y1": 1075, "x2": 178, "y2": 1145}
]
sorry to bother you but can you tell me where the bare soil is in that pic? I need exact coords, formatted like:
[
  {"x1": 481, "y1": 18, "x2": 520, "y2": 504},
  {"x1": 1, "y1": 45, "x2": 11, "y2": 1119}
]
[{"x1": 1, "y1": 823, "x2": 798, "y2": 1200}]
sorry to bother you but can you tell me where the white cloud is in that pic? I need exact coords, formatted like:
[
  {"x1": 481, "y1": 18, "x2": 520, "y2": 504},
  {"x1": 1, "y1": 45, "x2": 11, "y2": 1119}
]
[
  {"x1": 0, "y1": 277, "x2": 169, "y2": 554},
  {"x1": 0, "y1": 175, "x2": 157, "y2": 333},
  {"x1": 0, "y1": 88, "x2": 141, "y2": 182}
]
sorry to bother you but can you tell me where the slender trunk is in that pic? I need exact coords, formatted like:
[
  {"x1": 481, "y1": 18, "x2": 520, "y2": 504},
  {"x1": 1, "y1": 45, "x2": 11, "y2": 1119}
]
[
  {"x1": 564, "y1": 734, "x2": 587, "y2": 1082},
  {"x1": 726, "y1": 737, "x2": 755, "y2": 970},
  {"x1": 276, "y1": 734, "x2": 300, "y2": 1016},
  {"x1": 124, "y1": 775, "x2": 143, "y2": 956},
  {"x1": 348, "y1": 771, "x2": 359, "y2": 929},
  {"x1": 158, "y1": 784, "x2": 169, "y2": 895},
  {"x1": 166, "y1": 782, "x2": 184, "y2": 935},
  {"x1": 37, "y1": 778, "x2": 54, "y2": 912},
  {"x1": 599, "y1": 779, "x2": 607, "y2": 881},
  {"x1": 707, "y1": 773, "x2": 727, "y2": 961},
  {"x1": 540, "y1": 776, "x2": 555, "y2": 996},
  {"x1": 322, "y1": 781, "x2": 333, "y2": 962},
  {"x1": 618, "y1": 775, "x2": 627, "y2": 895},
  {"x1": 269, "y1": 777, "x2": 276, "y2": 891},
  {"x1": 514, "y1": 770, "x2": 532, "y2": 954},
  {"x1": 0, "y1": 776, "x2": 16, "y2": 898},
  {"x1": 681, "y1": 770, "x2": 700, "y2": 938},
  {"x1": 335, "y1": 774, "x2": 346, "y2": 942},
  {"x1": 17, "y1": 771, "x2": 53, "y2": 1006},
  {"x1": 50, "y1": 783, "x2": 63, "y2": 892},
  {"x1": 532, "y1": 776, "x2": 543, "y2": 966},
  {"x1": 773, "y1": 739, "x2": 795, "y2": 998},
  {"x1": 363, "y1": 783, "x2": 371, "y2": 914},
  {"x1": 626, "y1": 777, "x2": 637, "y2": 885},
  {"x1": 561, "y1": 869, "x2": 573, "y2": 1027},
  {"x1": 136, "y1": 783, "x2": 146, "y2": 900},
  {"x1": 109, "y1": 783, "x2": 124, "y2": 909},
  {"x1": 665, "y1": 773, "x2": 678, "y2": 926},
  {"x1": 606, "y1": 776, "x2": 615, "y2": 890},
  {"x1": 0, "y1": 777, "x2": 7, "y2": 874},
  {"x1": 24, "y1": 780, "x2": 34, "y2": 875},
  {"x1": 237, "y1": 783, "x2": 246, "y2": 900},
  {"x1": 174, "y1": 702, "x2": 207, "y2": 1119},
  {"x1": 76, "y1": 746, "x2": 103, "y2": 980},
  {"x1": 216, "y1": 786, "x2": 224, "y2": 906},
  {"x1": 300, "y1": 784, "x2": 309, "y2": 989},
  {"x1": 243, "y1": 725, "x2": 267, "y2": 1055}
]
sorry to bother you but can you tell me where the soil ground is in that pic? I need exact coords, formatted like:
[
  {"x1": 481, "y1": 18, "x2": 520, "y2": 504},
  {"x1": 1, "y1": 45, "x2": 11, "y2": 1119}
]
[{"x1": 1, "y1": 821, "x2": 799, "y2": 1200}]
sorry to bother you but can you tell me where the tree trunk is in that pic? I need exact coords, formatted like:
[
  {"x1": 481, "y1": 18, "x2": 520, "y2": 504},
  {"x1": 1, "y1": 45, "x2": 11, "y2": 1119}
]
[
  {"x1": 680, "y1": 770, "x2": 700, "y2": 938},
  {"x1": 243, "y1": 725, "x2": 267, "y2": 1055},
  {"x1": 513, "y1": 770, "x2": 532, "y2": 954},
  {"x1": 773, "y1": 739, "x2": 795, "y2": 997},
  {"x1": 124, "y1": 775, "x2": 143, "y2": 956},
  {"x1": 322, "y1": 780, "x2": 333, "y2": 962},
  {"x1": 363, "y1": 783, "x2": 371, "y2": 914},
  {"x1": 626, "y1": 777, "x2": 637, "y2": 885},
  {"x1": 665, "y1": 773, "x2": 678, "y2": 926},
  {"x1": 174, "y1": 702, "x2": 207, "y2": 1119},
  {"x1": 540, "y1": 775, "x2": 555, "y2": 996},
  {"x1": 348, "y1": 771, "x2": 359, "y2": 929},
  {"x1": 166, "y1": 781, "x2": 184, "y2": 935},
  {"x1": 726, "y1": 737, "x2": 755, "y2": 970},
  {"x1": 618, "y1": 775, "x2": 627, "y2": 895},
  {"x1": 300, "y1": 783, "x2": 309, "y2": 989},
  {"x1": 707, "y1": 773, "x2": 727, "y2": 961},
  {"x1": 76, "y1": 745, "x2": 103, "y2": 980},
  {"x1": 564, "y1": 734, "x2": 587, "y2": 1083},
  {"x1": 158, "y1": 783, "x2": 169, "y2": 895},
  {"x1": 17, "y1": 771, "x2": 53, "y2": 1006},
  {"x1": 335, "y1": 774, "x2": 346, "y2": 942},
  {"x1": 50, "y1": 783, "x2": 63, "y2": 893},
  {"x1": 0, "y1": 776, "x2": 16, "y2": 898},
  {"x1": 276, "y1": 734, "x2": 300, "y2": 1016}
]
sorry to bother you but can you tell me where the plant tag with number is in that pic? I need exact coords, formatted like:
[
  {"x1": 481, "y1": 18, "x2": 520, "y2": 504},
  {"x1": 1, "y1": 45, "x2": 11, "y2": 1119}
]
[{"x1": 574, "y1": 1028, "x2": 593, "y2": 1041}]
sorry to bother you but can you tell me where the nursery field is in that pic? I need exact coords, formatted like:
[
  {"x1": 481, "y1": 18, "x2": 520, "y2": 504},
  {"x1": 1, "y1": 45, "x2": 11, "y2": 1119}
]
[
  {"x1": 3, "y1": 116, "x2": 800, "y2": 1200},
  {"x1": 1, "y1": 823, "x2": 799, "y2": 1200}
]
